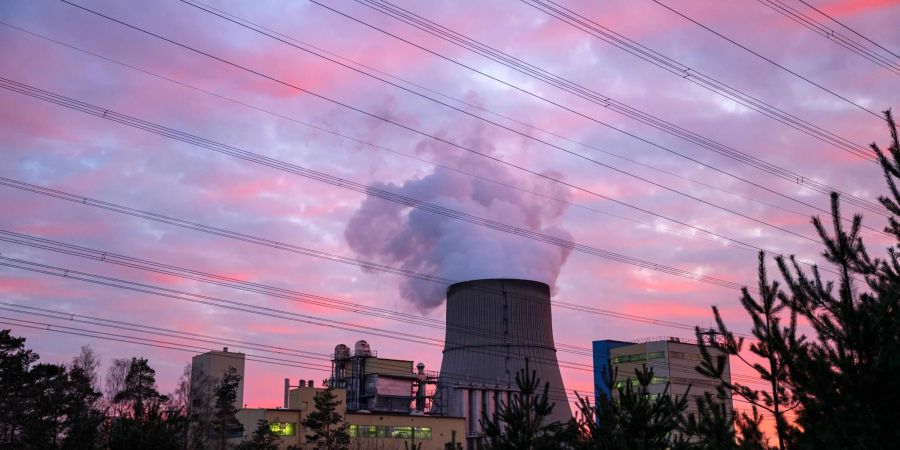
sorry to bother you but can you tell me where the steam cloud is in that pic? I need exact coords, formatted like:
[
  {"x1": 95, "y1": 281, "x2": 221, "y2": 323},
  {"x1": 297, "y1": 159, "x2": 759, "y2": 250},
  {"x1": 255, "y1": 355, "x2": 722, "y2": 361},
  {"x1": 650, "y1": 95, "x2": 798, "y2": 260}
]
[{"x1": 344, "y1": 123, "x2": 574, "y2": 311}]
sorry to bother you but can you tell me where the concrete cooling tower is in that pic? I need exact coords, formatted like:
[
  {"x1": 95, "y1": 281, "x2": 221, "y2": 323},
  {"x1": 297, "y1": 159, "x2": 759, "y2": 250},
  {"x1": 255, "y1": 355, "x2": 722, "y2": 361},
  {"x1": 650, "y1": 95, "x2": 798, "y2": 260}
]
[{"x1": 437, "y1": 279, "x2": 571, "y2": 441}]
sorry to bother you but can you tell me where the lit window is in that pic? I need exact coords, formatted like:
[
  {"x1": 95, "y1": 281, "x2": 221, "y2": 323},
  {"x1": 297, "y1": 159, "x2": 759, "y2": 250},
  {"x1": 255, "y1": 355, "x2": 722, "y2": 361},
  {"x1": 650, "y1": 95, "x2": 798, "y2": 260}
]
[
  {"x1": 414, "y1": 427, "x2": 432, "y2": 440},
  {"x1": 269, "y1": 422, "x2": 296, "y2": 436}
]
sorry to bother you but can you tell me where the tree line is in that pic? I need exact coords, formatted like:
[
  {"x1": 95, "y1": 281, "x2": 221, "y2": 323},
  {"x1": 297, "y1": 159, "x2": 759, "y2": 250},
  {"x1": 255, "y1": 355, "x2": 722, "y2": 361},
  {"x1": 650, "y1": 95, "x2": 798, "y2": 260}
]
[{"x1": 0, "y1": 333, "x2": 279, "y2": 449}]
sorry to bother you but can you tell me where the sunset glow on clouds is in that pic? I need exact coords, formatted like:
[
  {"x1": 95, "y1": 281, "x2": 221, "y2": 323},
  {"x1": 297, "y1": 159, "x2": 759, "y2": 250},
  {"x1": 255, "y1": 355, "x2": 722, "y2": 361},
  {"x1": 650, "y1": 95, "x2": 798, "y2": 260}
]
[{"x1": 1, "y1": 0, "x2": 899, "y2": 426}]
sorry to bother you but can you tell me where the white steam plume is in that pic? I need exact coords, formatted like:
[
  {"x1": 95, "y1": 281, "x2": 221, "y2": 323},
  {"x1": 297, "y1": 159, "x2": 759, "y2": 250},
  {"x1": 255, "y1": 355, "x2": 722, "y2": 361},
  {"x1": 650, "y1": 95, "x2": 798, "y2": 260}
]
[{"x1": 344, "y1": 122, "x2": 574, "y2": 312}]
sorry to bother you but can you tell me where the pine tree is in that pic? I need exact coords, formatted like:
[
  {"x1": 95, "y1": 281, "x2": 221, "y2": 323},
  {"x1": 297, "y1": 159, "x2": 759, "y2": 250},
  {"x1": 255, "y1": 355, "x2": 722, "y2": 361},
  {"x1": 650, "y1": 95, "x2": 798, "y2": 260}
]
[
  {"x1": 301, "y1": 387, "x2": 350, "y2": 450},
  {"x1": 234, "y1": 420, "x2": 279, "y2": 450},
  {"x1": 212, "y1": 366, "x2": 242, "y2": 450},
  {"x1": 771, "y1": 110, "x2": 900, "y2": 447},
  {"x1": 573, "y1": 365, "x2": 686, "y2": 449},
  {"x1": 694, "y1": 252, "x2": 796, "y2": 450},
  {"x1": 107, "y1": 357, "x2": 183, "y2": 450},
  {"x1": 480, "y1": 359, "x2": 570, "y2": 450}
]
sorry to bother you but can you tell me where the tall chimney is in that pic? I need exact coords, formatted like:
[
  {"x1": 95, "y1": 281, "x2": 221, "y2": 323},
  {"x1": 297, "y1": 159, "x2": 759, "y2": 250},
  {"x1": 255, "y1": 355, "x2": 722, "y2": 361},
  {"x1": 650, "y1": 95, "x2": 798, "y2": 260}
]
[{"x1": 283, "y1": 378, "x2": 290, "y2": 409}]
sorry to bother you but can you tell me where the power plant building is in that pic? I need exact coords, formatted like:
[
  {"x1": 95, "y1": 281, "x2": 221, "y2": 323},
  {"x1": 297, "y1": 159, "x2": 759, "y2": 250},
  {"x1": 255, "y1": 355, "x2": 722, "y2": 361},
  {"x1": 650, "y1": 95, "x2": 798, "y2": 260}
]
[
  {"x1": 191, "y1": 347, "x2": 246, "y2": 409},
  {"x1": 593, "y1": 338, "x2": 733, "y2": 420},
  {"x1": 328, "y1": 340, "x2": 437, "y2": 413},
  {"x1": 436, "y1": 279, "x2": 572, "y2": 448}
]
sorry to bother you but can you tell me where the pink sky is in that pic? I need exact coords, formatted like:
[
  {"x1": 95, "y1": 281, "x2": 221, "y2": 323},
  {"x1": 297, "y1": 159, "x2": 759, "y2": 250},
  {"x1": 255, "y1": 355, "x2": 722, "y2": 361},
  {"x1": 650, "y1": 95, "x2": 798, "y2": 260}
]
[{"x1": 1, "y1": 0, "x2": 899, "y2": 427}]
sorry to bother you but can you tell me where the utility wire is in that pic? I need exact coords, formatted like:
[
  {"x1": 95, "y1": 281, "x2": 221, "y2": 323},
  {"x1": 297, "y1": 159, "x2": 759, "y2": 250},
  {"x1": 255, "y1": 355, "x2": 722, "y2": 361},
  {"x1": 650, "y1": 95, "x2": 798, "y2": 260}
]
[
  {"x1": 0, "y1": 21, "x2": 788, "y2": 254},
  {"x1": 797, "y1": 0, "x2": 900, "y2": 61},
  {"x1": 48, "y1": 4, "x2": 836, "y2": 246},
  {"x1": 332, "y1": 0, "x2": 887, "y2": 216},
  {"x1": 0, "y1": 78, "x2": 754, "y2": 291},
  {"x1": 518, "y1": 0, "x2": 877, "y2": 159},
  {"x1": 0, "y1": 175, "x2": 755, "y2": 331},
  {"x1": 0, "y1": 316, "x2": 329, "y2": 371},
  {"x1": 0, "y1": 308, "x2": 769, "y2": 404},
  {"x1": 0, "y1": 228, "x2": 598, "y2": 357},
  {"x1": 649, "y1": 0, "x2": 883, "y2": 119},
  {"x1": 758, "y1": 0, "x2": 900, "y2": 75}
]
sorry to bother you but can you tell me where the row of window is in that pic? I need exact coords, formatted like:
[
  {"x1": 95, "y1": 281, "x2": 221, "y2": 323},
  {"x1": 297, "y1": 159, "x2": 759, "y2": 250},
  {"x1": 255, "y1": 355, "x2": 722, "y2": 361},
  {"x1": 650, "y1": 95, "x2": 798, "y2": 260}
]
[
  {"x1": 670, "y1": 351, "x2": 703, "y2": 361},
  {"x1": 613, "y1": 376, "x2": 668, "y2": 389},
  {"x1": 348, "y1": 425, "x2": 433, "y2": 440},
  {"x1": 612, "y1": 351, "x2": 665, "y2": 364}
]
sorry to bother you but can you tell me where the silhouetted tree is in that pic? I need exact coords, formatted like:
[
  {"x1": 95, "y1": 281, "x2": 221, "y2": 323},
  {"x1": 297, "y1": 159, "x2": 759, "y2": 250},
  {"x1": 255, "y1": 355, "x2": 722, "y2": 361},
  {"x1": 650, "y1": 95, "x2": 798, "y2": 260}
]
[
  {"x1": 107, "y1": 357, "x2": 184, "y2": 450},
  {"x1": 481, "y1": 359, "x2": 570, "y2": 450},
  {"x1": 696, "y1": 110, "x2": 900, "y2": 449},
  {"x1": 694, "y1": 253, "x2": 796, "y2": 450},
  {"x1": 212, "y1": 366, "x2": 242, "y2": 450},
  {"x1": 572, "y1": 364, "x2": 686, "y2": 449},
  {"x1": 234, "y1": 420, "x2": 279, "y2": 450},
  {"x1": 302, "y1": 387, "x2": 349, "y2": 450}
]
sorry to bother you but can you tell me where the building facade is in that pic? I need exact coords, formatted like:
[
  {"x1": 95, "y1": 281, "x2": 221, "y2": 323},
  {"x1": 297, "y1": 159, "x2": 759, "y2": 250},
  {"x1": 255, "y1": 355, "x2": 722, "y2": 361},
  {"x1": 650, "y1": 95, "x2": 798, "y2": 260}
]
[
  {"x1": 191, "y1": 347, "x2": 246, "y2": 409},
  {"x1": 593, "y1": 338, "x2": 733, "y2": 420}
]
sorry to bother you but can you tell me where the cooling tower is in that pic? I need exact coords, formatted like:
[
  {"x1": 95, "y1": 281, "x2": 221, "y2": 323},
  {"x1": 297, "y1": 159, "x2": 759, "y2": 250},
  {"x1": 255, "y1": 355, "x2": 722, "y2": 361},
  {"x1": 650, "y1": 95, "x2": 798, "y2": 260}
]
[{"x1": 438, "y1": 279, "x2": 572, "y2": 429}]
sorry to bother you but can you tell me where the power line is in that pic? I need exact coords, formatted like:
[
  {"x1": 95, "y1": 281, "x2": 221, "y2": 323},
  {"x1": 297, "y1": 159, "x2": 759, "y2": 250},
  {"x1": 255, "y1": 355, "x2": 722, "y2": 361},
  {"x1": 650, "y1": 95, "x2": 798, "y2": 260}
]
[
  {"x1": 0, "y1": 316, "x2": 329, "y2": 371},
  {"x1": 0, "y1": 176, "x2": 752, "y2": 332},
  {"x1": 0, "y1": 78, "x2": 753, "y2": 291},
  {"x1": 796, "y1": 0, "x2": 900, "y2": 61},
  {"x1": 0, "y1": 21, "x2": 787, "y2": 255},
  {"x1": 46, "y1": 4, "x2": 839, "y2": 248},
  {"x1": 0, "y1": 228, "x2": 596, "y2": 357},
  {"x1": 758, "y1": 0, "x2": 900, "y2": 76},
  {"x1": 0, "y1": 236, "x2": 772, "y2": 390},
  {"x1": 0, "y1": 308, "x2": 770, "y2": 404},
  {"x1": 328, "y1": 0, "x2": 887, "y2": 217},
  {"x1": 649, "y1": 0, "x2": 883, "y2": 119},
  {"x1": 517, "y1": 0, "x2": 877, "y2": 159}
]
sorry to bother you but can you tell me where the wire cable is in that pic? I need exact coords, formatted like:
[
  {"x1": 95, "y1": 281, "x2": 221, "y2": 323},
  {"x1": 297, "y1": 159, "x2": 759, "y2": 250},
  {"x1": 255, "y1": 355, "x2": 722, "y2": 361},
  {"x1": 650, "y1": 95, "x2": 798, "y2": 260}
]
[
  {"x1": 0, "y1": 77, "x2": 753, "y2": 291},
  {"x1": 0, "y1": 175, "x2": 755, "y2": 332},
  {"x1": 649, "y1": 0, "x2": 883, "y2": 119},
  {"x1": 306, "y1": 0, "x2": 888, "y2": 221},
  {"x1": 797, "y1": 0, "x2": 900, "y2": 61},
  {"x1": 47, "y1": 4, "x2": 842, "y2": 246}
]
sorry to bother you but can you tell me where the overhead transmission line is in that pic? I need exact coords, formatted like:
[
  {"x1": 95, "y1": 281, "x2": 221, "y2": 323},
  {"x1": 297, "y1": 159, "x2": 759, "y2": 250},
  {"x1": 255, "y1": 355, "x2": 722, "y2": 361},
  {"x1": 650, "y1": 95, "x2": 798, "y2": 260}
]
[
  {"x1": 320, "y1": 0, "x2": 887, "y2": 217},
  {"x1": 0, "y1": 301, "x2": 332, "y2": 362},
  {"x1": 649, "y1": 0, "x2": 883, "y2": 120},
  {"x1": 49, "y1": 4, "x2": 832, "y2": 248},
  {"x1": 0, "y1": 21, "x2": 799, "y2": 255},
  {"x1": 0, "y1": 175, "x2": 757, "y2": 331},
  {"x1": 0, "y1": 315, "x2": 329, "y2": 371},
  {"x1": 0, "y1": 77, "x2": 758, "y2": 291},
  {"x1": 796, "y1": 0, "x2": 900, "y2": 61},
  {"x1": 759, "y1": 0, "x2": 900, "y2": 76},
  {"x1": 0, "y1": 305, "x2": 771, "y2": 403},
  {"x1": 0, "y1": 228, "x2": 597, "y2": 358},
  {"x1": 516, "y1": 0, "x2": 878, "y2": 159},
  {"x1": 175, "y1": 4, "x2": 832, "y2": 234},
  {"x1": 0, "y1": 313, "x2": 774, "y2": 406},
  {"x1": 0, "y1": 254, "x2": 595, "y2": 375}
]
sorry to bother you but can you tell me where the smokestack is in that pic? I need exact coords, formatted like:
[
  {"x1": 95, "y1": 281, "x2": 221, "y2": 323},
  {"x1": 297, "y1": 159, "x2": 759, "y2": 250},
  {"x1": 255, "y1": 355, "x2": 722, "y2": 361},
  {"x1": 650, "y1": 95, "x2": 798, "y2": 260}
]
[
  {"x1": 283, "y1": 378, "x2": 290, "y2": 409},
  {"x1": 438, "y1": 279, "x2": 571, "y2": 423}
]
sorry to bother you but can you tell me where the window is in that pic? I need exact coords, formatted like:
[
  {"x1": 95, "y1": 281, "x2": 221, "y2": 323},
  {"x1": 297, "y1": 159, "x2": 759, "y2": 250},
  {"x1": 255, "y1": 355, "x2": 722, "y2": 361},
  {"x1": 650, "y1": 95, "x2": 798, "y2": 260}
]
[
  {"x1": 612, "y1": 353, "x2": 645, "y2": 364},
  {"x1": 269, "y1": 422, "x2": 296, "y2": 436},
  {"x1": 612, "y1": 351, "x2": 664, "y2": 364},
  {"x1": 614, "y1": 376, "x2": 668, "y2": 389},
  {"x1": 349, "y1": 425, "x2": 433, "y2": 440}
]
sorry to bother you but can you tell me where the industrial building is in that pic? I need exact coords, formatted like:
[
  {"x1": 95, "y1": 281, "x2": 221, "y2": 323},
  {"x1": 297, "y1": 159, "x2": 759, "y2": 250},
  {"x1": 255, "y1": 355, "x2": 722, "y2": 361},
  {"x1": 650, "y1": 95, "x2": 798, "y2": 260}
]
[
  {"x1": 327, "y1": 340, "x2": 438, "y2": 414},
  {"x1": 593, "y1": 338, "x2": 733, "y2": 420},
  {"x1": 230, "y1": 343, "x2": 465, "y2": 449},
  {"x1": 436, "y1": 279, "x2": 572, "y2": 449},
  {"x1": 191, "y1": 347, "x2": 246, "y2": 409}
]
